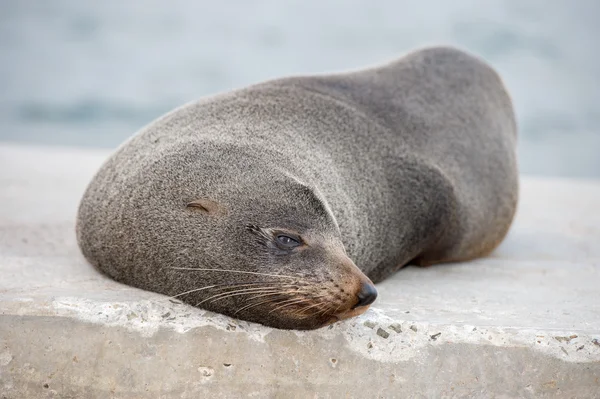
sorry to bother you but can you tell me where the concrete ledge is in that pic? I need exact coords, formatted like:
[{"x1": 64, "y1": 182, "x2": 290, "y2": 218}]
[{"x1": 1, "y1": 143, "x2": 599, "y2": 398}]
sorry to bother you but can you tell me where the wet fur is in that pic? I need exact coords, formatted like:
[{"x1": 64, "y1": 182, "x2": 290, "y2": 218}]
[{"x1": 76, "y1": 46, "x2": 518, "y2": 329}]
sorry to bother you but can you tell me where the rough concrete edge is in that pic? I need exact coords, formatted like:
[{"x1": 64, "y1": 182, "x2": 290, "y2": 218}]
[{"x1": 2, "y1": 296, "x2": 599, "y2": 364}]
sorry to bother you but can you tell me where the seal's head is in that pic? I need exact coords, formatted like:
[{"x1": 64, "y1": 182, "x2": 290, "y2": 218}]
[
  {"x1": 176, "y1": 210, "x2": 377, "y2": 330},
  {"x1": 170, "y1": 145, "x2": 377, "y2": 330},
  {"x1": 77, "y1": 140, "x2": 377, "y2": 330}
]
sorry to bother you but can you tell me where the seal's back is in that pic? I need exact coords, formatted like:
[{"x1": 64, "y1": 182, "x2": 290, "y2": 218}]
[{"x1": 263, "y1": 46, "x2": 518, "y2": 278}]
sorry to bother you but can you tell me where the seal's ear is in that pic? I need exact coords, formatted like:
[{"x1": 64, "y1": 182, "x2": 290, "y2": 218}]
[{"x1": 186, "y1": 199, "x2": 226, "y2": 215}]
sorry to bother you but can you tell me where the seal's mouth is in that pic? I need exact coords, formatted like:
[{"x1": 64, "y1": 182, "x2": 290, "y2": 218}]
[
  {"x1": 321, "y1": 304, "x2": 373, "y2": 327},
  {"x1": 321, "y1": 280, "x2": 378, "y2": 327},
  {"x1": 271, "y1": 280, "x2": 377, "y2": 330},
  {"x1": 335, "y1": 304, "x2": 372, "y2": 320}
]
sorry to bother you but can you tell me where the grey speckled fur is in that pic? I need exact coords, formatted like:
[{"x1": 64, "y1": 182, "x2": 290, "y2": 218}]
[{"x1": 76, "y1": 46, "x2": 518, "y2": 330}]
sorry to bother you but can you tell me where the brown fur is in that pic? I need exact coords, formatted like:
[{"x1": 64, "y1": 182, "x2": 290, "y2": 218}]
[{"x1": 76, "y1": 46, "x2": 518, "y2": 329}]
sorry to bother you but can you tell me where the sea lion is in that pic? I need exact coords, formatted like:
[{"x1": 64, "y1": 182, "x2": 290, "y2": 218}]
[{"x1": 76, "y1": 46, "x2": 518, "y2": 330}]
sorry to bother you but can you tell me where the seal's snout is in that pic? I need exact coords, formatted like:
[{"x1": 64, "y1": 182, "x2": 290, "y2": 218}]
[{"x1": 354, "y1": 282, "x2": 378, "y2": 308}]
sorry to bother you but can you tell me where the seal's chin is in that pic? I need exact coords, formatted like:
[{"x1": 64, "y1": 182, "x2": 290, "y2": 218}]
[
  {"x1": 230, "y1": 272, "x2": 378, "y2": 330},
  {"x1": 335, "y1": 305, "x2": 372, "y2": 320},
  {"x1": 264, "y1": 298, "x2": 374, "y2": 330},
  {"x1": 285, "y1": 279, "x2": 378, "y2": 329},
  {"x1": 321, "y1": 305, "x2": 372, "y2": 327}
]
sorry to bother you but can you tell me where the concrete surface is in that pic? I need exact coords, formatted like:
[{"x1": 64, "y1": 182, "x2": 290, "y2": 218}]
[{"x1": 1, "y1": 143, "x2": 599, "y2": 399}]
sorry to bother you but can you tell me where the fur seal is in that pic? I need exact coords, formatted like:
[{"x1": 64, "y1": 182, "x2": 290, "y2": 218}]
[{"x1": 76, "y1": 46, "x2": 518, "y2": 330}]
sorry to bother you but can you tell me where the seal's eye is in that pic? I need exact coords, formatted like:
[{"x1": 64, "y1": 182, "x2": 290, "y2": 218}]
[{"x1": 275, "y1": 234, "x2": 302, "y2": 249}]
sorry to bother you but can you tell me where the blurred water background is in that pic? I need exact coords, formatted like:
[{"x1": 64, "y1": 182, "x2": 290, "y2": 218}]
[{"x1": 0, "y1": 0, "x2": 598, "y2": 177}]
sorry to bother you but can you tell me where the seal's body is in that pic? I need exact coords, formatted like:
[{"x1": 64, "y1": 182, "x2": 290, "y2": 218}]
[{"x1": 77, "y1": 47, "x2": 518, "y2": 330}]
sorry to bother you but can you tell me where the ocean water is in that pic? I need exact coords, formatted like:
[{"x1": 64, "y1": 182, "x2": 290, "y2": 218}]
[{"x1": 0, "y1": 0, "x2": 598, "y2": 177}]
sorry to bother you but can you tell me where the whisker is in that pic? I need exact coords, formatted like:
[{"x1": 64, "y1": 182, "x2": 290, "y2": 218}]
[
  {"x1": 332, "y1": 302, "x2": 343, "y2": 314},
  {"x1": 169, "y1": 281, "x2": 279, "y2": 299},
  {"x1": 234, "y1": 297, "x2": 281, "y2": 315},
  {"x1": 241, "y1": 291, "x2": 293, "y2": 304},
  {"x1": 169, "y1": 285, "x2": 220, "y2": 299},
  {"x1": 294, "y1": 301, "x2": 327, "y2": 316},
  {"x1": 278, "y1": 292, "x2": 330, "y2": 314},
  {"x1": 196, "y1": 286, "x2": 288, "y2": 306},
  {"x1": 248, "y1": 289, "x2": 299, "y2": 300},
  {"x1": 234, "y1": 290, "x2": 304, "y2": 314},
  {"x1": 171, "y1": 267, "x2": 297, "y2": 279},
  {"x1": 268, "y1": 297, "x2": 313, "y2": 314},
  {"x1": 318, "y1": 304, "x2": 334, "y2": 317},
  {"x1": 209, "y1": 290, "x2": 282, "y2": 304}
]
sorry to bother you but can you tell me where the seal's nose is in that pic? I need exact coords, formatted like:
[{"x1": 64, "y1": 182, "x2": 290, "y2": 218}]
[{"x1": 354, "y1": 282, "x2": 378, "y2": 308}]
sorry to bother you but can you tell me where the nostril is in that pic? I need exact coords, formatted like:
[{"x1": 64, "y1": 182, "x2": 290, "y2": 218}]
[{"x1": 353, "y1": 282, "x2": 378, "y2": 308}]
